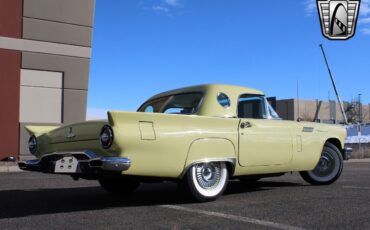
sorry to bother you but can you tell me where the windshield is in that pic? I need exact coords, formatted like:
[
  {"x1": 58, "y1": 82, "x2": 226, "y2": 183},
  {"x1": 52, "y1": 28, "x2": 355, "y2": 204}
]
[
  {"x1": 266, "y1": 99, "x2": 280, "y2": 119},
  {"x1": 238, "y1": 94, "x2": 280, "y2": 119},
  {"x1": 138, "y1": 93, "x2": 203, "y2": 115}
]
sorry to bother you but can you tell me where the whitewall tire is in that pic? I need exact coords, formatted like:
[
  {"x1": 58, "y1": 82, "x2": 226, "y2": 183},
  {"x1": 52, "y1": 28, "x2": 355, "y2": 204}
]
[
  {"x1": 184, "y1": 162, "x2": 228, "y2": 202},
  {"x1": 300, "y1": 142, "x2": 343, "y2": 185}
]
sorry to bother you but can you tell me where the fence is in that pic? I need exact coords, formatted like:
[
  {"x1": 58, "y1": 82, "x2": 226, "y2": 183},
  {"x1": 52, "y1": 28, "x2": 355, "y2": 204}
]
[{"x1": 346, "y1": 124, "x2": 370, "y2": 158}]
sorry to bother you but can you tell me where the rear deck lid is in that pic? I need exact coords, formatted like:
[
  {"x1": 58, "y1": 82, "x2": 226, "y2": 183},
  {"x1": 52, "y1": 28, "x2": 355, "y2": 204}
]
[{"x1": 48, "y1": 120, "x2": 107, "y2": 144}]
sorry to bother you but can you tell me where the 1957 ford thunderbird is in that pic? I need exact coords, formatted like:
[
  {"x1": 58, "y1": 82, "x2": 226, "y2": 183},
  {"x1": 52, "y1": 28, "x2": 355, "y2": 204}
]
[{"x1": 19, "y1": 84, "x2": 351, "y2": 201}]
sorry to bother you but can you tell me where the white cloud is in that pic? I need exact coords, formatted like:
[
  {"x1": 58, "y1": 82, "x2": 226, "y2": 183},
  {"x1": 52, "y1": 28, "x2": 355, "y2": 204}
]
[
  {"x1": 359, "y1": 17, "x2": 370, "y2": 24},
  {"x1": 361, "y1": 28, "x2": 370, "y2": 34},
  {"x1": 304, "y1": 0, "x2": 316, "y2": 16},
  {"x1": 361, "y1": 0, "x2": 370, "y2": 16},
  {"x1": 86, "y1": 107, "x2": 108, "y2": 120},
  {"x1": 164, "y1": 0, "x2": 179, "y2": 7},
  {"x1": 152, "y1": 5, "x2": 169, "y2": 13},
  {"x1": 360, "y1": 0, "x2": 370, "y2": 35},
  {"x1": 151, "y1": 0, "x2": 181, "y2": 14}
]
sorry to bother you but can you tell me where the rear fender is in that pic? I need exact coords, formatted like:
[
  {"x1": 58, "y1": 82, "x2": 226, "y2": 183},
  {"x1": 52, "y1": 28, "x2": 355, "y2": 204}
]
[{"x1": 25, "y1": 126, "x2": 59, "y2": 137}]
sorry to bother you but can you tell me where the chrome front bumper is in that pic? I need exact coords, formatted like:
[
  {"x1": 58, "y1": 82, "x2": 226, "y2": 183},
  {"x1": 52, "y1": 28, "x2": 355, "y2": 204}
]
[
  {"x1": 18, "y1": 150, "x2": 131, "y2": 173},
  {"x1": 343, "y1": 147, "x2": 352, "y2": 160}
]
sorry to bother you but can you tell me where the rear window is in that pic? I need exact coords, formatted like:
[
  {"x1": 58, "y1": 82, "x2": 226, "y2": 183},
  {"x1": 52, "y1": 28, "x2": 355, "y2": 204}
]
[{"x1": 138, "y1": 93, "x2": 203, "y2": 115}]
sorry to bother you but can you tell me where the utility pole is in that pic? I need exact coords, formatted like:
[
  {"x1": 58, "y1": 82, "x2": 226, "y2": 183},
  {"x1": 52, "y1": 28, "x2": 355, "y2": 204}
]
[
  {"x1": 297, "y1": 80, "x2": 300, "y2": 121},
  {"x1": 319, "y1": 44, "x2": 348, "y2": 125},
  {"x1": 358, "y1": 94, "x2": 362, "y2": 124}
]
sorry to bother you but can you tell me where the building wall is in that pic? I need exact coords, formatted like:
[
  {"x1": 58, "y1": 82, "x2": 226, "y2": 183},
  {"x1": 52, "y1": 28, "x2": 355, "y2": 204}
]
[
  {"x1": 277, "y1": 98, "x2": 370, "y2": 124},
  {"x1": 0, "y1": 0, "x2": 22, "y2": 38},
  {"x1": 0, "y1": 0, "x2": 95, "y2": 160},
  {"x1": 0, "y1": 49, "x2": 21, "y2": 160},
  {"x1": 0, "y1": 0, "x2": 23, "y2": 160},
  {"x1": 276, "y1": 99, "x2": 295, "y2": 121}
]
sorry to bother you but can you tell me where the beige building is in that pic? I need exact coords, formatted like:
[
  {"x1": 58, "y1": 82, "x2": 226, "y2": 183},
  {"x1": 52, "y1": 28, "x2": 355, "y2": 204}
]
[
  {"x1": 276, "y1": 99, "x2": 370, "y2": 124},
  {"x1": 0, "y1": 0, "x2": 95, "y2": 161}
]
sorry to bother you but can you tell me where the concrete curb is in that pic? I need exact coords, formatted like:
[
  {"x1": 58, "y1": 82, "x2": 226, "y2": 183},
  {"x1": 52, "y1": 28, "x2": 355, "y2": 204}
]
[
  {"x1": 346, "y1": 158, "x2": 370, "y2": 163},
  {"x1": 0, "y1": 165, "x2": 23, "y2": 173}
]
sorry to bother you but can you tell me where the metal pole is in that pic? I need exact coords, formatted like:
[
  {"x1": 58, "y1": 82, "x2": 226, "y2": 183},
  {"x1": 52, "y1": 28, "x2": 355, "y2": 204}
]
[
  {"x1": 297, "y1": 80, "x2": 300, "y2": 121},
  {"x1": 319, "y1": 44, "x2": 348, "y2": 125},
  {"x1": 358, "y1": 93, "x2": 362, "y2": 124}
]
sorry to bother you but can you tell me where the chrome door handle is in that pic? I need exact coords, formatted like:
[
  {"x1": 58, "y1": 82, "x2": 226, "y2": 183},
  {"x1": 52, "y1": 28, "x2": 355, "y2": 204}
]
[{"x1": 240, "y1": 122, "x2": 252, "y2": 129}]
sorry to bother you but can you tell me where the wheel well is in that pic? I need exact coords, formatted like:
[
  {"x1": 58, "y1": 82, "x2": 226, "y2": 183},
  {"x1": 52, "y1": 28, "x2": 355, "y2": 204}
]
[
  {"x1": 326, "y1": 138, "x2": 344, "y2": 158},
  {"x1": 181, "y1": 160, "x2": 236, "y2": 179},
  {"x1": 225, "y1": 161, "x2": 235, "y2": 176}
]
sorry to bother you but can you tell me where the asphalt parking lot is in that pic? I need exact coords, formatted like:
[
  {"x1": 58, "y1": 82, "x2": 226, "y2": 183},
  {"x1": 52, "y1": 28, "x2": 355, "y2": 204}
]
[{"x1": 0, "y1": 161, "x2": 369, "y2": 230}]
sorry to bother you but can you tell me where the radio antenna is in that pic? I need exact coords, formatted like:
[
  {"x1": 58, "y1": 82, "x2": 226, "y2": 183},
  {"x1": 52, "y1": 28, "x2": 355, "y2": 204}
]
[{"x1": 319, "y1": 44, "x2": 348, "y2": 125}]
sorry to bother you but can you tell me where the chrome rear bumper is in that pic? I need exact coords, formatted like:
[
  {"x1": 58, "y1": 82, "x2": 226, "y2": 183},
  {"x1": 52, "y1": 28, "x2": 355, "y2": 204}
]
[
  {"x1": 89, "y1": 157, "x2": 131, "y2": 171},
  {"x1": 18, "y1": 151, "x2": 131, "y2": 173}
]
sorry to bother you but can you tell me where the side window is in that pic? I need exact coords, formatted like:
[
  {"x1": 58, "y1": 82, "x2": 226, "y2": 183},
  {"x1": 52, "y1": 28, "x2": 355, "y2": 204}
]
[{"x1": 238, "y1": 95, "x2": 266, "y2": 119}]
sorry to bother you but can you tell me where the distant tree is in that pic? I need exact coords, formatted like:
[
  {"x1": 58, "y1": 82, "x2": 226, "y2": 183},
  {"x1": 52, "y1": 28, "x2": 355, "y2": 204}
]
[
  {"x1": 300, "y1": 112, "x2": 314, "y2": 122},
  {"x1": 345, "y1": 102, "x2": 359, "y2": 124}
]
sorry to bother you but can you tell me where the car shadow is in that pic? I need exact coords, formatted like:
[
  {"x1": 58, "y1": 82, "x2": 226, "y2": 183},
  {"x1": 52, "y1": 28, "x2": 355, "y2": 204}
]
[
  {"x1": 0, "y1": 180, "x2": 303, "y2": 219},
  {"x1": 224, "y1": 180, "x2": 304, "y2": 195}
]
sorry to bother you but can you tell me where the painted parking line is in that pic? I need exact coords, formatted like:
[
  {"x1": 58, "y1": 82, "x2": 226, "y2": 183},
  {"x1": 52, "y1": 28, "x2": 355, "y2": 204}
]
[
  {"x1": 343, "y1": 186, "x2": 370, "y2": 190},
  {"x1": 160, "y1": 205, "x2": 305, "y2": 230}
]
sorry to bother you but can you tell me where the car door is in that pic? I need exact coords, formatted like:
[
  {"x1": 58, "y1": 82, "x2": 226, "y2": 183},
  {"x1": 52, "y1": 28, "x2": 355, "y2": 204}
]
[{"x1": 237, "y1": 95, "x2": 293, "y2": 167}]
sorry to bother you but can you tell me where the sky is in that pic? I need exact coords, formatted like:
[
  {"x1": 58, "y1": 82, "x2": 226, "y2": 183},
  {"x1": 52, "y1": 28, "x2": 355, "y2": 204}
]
[{"x1": 87, "y1": 0, "x2": 370, "y2": 119}]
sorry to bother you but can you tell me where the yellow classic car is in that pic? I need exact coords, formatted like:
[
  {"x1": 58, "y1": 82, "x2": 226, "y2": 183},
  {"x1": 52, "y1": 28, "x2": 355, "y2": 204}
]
[{"x1": 19, "y1": 84, "x2": 351, "y2": 202}]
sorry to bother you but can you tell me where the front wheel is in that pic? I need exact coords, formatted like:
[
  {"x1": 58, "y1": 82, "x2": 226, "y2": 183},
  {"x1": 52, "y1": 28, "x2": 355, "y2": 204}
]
[
  {"x1": 98, "y1": 177, "x2": 140, "y2": 194},
  {"x1": 183, "y1": 162, "x2": 228, "y2": 202},
  {"x1": 300, "y1": 142, "x2": 343, "y2": 185}
]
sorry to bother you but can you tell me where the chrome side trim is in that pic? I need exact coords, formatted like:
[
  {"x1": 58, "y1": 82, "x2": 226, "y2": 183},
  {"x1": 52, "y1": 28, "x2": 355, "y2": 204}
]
[{"x1": 180, "y1": 158, "x2": 236, "y2": 178}]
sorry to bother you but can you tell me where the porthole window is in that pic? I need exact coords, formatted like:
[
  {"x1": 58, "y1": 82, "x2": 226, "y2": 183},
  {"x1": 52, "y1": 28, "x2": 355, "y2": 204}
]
[{"x1": 217, "y1": 93, "x2": 231, "y2": 108}]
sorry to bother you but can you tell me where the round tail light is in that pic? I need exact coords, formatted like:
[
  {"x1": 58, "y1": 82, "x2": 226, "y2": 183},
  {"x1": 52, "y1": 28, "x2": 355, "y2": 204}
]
[
  {"x1": 28, "y1": 135, "x2": 37, "y2": 154},
  {"x1": 100, "y1": 125, "x2": 114, "y2": 149}
]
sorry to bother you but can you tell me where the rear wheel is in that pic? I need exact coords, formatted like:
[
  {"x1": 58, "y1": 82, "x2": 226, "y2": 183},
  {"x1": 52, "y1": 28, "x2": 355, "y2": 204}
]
[
  {"x1": 300, "y1": 142, "x2": 343, "y2": 185},
  {"x1": 183, "y1": 162, "x2": 228, "y2": 202},
  {"x1": 98, "y1": 177, "x2": 140, "y2": 194}
]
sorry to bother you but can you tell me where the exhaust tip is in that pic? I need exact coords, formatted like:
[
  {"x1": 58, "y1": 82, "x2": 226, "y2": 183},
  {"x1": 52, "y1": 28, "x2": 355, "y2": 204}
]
[
  {"x1": 18, "y1": 162, "x2": 27, "y2": 169},
  {"x1": 89, "y1": 159, "x2": 103, "y2": 167}
]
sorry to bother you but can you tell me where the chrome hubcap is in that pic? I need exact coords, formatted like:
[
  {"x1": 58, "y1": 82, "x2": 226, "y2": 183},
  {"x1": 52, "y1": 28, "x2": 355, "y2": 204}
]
[
  {"x1": 313, "y1": 151, "x2": 335, "y2": 177},
  {"x1": 195, "y1": 162, "x2": 221, "y2": 189}
]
